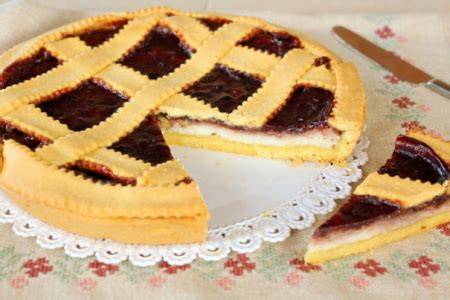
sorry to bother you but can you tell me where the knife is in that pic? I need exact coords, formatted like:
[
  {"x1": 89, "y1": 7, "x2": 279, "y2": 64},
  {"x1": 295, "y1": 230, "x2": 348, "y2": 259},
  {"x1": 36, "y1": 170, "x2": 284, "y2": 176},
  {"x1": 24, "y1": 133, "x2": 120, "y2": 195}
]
[{"x1": 333, "y1": 26, "x2": 450, "y2": 99}]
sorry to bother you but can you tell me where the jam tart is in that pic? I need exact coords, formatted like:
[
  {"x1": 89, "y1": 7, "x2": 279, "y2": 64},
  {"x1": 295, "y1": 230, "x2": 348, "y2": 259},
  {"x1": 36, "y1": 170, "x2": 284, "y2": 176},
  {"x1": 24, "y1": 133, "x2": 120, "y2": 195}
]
[
  {"x1": 305, "y1": 129, "x2": 450, "y2": 264},
  {"x1": 0, "y1": 7, "x2": 365, "y2": 244}
]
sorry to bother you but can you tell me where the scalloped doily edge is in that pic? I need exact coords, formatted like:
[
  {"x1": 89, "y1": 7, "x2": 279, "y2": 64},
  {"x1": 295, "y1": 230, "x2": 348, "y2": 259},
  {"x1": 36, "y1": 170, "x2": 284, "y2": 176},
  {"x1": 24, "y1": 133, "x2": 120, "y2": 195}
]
[{"x1": 0, "y1": 136, "x2": 369, "y2": 266}]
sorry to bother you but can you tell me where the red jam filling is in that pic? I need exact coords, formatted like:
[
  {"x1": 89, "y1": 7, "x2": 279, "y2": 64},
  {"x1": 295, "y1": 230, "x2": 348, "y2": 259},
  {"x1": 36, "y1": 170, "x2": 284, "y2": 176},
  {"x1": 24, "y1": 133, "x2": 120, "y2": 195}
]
[
  {"x1": 198, "y1": 18, "x2": 231, "y2": 31},
  {"x1": 315, "y1": 195, "x2": 401, "y2": 237},
  {"x1": 0, "y1": 49, "x2": 60, "y2": 90},
  {"x1": 183, "y1": 64, "x2": 263, "y2": 113},
  {"x1": 378, "y1": 135, "x2": 448, "y2": 184},
  {"x1": 120, "y1": 26, "x2": 192, "y2": 79},
  {"x1": 238, "y1": 30, "x2": 302, "y2": 57},
  {"x1": 66, "y1": 160, "x2": 136, "y2": 186},
  {"x1": 72, "y1": 20, "x2": 128, "y2": 47},
  {"x1": 315, "y1": 194, "x2": 448, "y2": 238},
  {"x1": 0, "y1": 122, "x2": 49, "y2": 150},
  {"x1": 314, "y1": 56, "x2": 331, "y2": 69},
  {"x1": 264, "y1": 86, "x2": 334, "y2": 133},
  {"x1": 109, "y1": 116, "x2": 172, "y2": 166},
  {"x1": 38, "y1": 80, "x2": 128, "y2": 131}
]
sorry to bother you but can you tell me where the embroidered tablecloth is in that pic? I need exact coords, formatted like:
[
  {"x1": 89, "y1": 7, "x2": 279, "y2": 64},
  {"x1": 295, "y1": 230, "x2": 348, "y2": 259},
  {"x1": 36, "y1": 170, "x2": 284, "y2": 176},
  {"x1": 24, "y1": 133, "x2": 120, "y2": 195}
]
[{"x1": 0, "y1": 1, "x2": 449, "y2": 298}]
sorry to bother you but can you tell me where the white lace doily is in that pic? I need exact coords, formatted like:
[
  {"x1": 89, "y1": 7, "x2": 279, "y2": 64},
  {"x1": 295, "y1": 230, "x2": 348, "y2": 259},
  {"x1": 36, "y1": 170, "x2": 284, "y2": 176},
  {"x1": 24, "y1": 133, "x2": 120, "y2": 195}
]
[{"x1": 0, "y1": 136, "x2": 369, "y2": 266}]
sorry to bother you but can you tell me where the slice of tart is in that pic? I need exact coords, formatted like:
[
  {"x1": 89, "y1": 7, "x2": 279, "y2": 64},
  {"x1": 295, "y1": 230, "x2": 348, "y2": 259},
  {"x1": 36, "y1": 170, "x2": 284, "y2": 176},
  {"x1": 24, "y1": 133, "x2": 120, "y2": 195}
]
[
  {"x1": 305, "y1": 129, "x2": 450, "y2": 264},
  {"x1": 0, "y1": 7, "x2": 365, "y2": 244}
]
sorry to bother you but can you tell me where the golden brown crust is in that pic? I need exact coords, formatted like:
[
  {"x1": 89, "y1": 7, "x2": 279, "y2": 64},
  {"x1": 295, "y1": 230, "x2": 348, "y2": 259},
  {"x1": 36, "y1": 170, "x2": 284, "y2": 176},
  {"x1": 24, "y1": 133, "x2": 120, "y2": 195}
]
[
  {"x1": 3, "y1": 104, "x2": 187, "y2": 184},
  {"x1": 297, "y1": 65, "x2": 336, "y2": 92},
  {"x1": 0, "y1": 7, "x2": 366, "y2": 244},
  {"x1": 6, "y1": 187, "x2": 207, "y2": 245},
  {"x1": 326, "y1": 62, "x2": 366, "y2": 163},
  {"x1": 0, "y1": 8, "x2": 365, "y2": 166},
  {"x1": 0, "y1": 14, "x2": 130, "y2": 72},
  {"x1": 34, "y1": 22, "x2": 256, "y2": 166},
  {"x1": 354, "y1": 173, "x2": 447, "y2": 208},
  {"x1": 305, "y1": 132, "x2": 450, "y2": 263},
  {"x1": 305, "y1": 209, "x2": 450, "y2": 264},
  {"x1": 407, "y1": 129, "x2": 450, "y2": 166},
  {"x1": 164, "y1": 131, "x2": 346, "y2": 164},
  {"x1": 229, "y1": 49, "x2": 315, "y2": 127},
  {"x1": 0, "y1": 141, "x2": 208, "y2": 219},
  {"x1": 329, "y1": 62, "x2": 366, "y2": 132},
  {"x1": 220, "y1": 46, "x2": 280, "y2": 77},
  {"x1": 0, "y1": 14, "x2": 164, "y2": 116}
]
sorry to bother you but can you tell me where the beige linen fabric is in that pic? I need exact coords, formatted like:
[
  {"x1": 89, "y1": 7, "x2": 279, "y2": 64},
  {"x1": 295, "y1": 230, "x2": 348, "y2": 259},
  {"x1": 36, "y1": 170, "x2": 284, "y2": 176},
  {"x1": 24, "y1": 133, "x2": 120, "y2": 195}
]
[{"x1": 0, "y1": 1, "x2": 449, "y2": 299}]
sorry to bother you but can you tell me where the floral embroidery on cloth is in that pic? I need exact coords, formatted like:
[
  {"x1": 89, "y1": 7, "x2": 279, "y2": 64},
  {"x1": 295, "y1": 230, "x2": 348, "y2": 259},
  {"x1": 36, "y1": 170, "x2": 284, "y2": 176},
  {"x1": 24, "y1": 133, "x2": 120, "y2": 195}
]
[{"x1": 0, "y1": 11, "x2": 448, "y2": 298}]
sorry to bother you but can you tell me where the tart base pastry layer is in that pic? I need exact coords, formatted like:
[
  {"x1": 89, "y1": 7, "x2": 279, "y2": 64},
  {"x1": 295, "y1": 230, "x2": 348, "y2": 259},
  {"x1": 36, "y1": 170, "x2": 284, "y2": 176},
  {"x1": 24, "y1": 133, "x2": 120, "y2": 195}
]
[
  {"x1": 5, "y1": 188, "x2": 207, "y2": 245},
  {"x1": 0, "y1": 7, "x2": 365, "y2": 244},
  {"x1": 0, "y1": 140, "x2": 208, "y2": 244},
  {"x1": 305, "y1": 131, "x2": 450, "y2": 263},
  {"x1": 305, "y1": 198, "x2": 450, "y2": 264},
  {"x1": 164, "y1": 131, "x2": 347, "y2": 164}
]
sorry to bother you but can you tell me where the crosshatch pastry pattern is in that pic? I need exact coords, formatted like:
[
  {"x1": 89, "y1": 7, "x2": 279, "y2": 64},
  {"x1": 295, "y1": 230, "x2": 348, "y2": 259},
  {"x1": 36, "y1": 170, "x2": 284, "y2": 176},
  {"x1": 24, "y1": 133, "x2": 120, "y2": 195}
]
[
  {"x1": 0, "y1": 7, "x2": 365, "y2": 245},
  {"x1": 305, "y1": 130, "x2": 450, "y2": 264}
]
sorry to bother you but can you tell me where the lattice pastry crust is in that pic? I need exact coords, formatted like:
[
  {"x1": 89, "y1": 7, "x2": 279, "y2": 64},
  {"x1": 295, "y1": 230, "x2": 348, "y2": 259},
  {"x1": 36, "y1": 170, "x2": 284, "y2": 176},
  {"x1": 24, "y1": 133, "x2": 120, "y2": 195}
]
[
  {"x1": 0, "y1": 7, "x2": 365, "y2": 244},
  {"x1": 305, "y1": 131, "x2": 450, "y2": 264}
]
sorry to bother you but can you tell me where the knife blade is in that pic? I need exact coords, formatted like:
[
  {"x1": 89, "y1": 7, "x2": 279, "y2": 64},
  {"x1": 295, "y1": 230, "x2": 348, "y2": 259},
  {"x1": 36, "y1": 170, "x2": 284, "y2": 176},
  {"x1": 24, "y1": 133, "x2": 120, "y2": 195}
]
[{"x1": 333, "y1": 26, "x2": 450, "y2": 99}]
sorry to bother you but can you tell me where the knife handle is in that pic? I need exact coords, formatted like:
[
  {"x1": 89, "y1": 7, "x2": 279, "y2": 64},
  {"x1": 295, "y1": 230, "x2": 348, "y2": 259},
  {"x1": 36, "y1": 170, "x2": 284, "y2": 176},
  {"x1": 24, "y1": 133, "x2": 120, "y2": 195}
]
[{"x1": 426, "y1": 79, "x2": 450, "y2": 99}]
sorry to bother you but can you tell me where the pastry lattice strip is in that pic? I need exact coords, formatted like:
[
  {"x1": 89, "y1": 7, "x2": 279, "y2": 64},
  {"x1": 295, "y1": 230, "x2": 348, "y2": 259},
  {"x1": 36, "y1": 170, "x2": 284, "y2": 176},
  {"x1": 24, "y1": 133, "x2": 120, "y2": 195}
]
[
  {"x1": 0, "y1": 7, "x2": 367, "y2": 244},
  {"x1": 0, "y1": 10, "x2": 347, "y2": 186}
]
